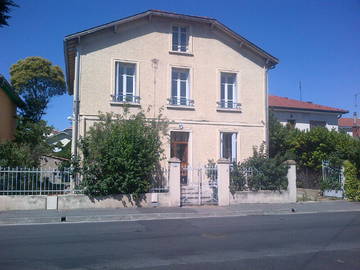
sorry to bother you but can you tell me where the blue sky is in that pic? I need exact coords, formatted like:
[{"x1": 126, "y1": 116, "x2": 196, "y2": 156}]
[{"x1": 1, "y1": 0, "x2": 359, "y2": 130}]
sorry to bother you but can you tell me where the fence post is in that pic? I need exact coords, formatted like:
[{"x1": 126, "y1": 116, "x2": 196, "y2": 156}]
[
  {"x1": 286, "y1": 160, "x2": 297, "y2": 202},
  {"x1": 217, "y1": 158, "x2": 230, "y2": 206},
  {"x1": 168, "y1": 158, "x2": 181, "y2": 207}
]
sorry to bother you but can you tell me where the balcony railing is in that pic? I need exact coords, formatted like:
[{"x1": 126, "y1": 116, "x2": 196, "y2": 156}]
[
  {"x1": 168, "y1": 97, "x2": 194, "y2": 107},
  {"x1": 111, "y1": 94, "x2": 140, "y2": 103},
  {"x1": 217, "y1": 100, "x2": 241, "y2": 109}
]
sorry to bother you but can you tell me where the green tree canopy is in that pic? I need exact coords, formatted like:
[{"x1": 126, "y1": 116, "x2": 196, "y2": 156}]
[
  {"x1": 10, "y1": 56, "x2": 66, "y2": 122},
  {"x1": 0, "y1": 0, "x2": 18, "y2": 27}
]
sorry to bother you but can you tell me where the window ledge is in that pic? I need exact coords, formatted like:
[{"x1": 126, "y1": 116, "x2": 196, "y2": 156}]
[
  {"x1": 110, "y1": 102, "x2": 141, "y2": 107},
  {"x1": 169, "y1": 51, "x2": 194, "y2": 57},
  {"x1": 216, "y1": 108, "x2": 242, "y2": 113},
  {"x1": 167, "y1": 105, "x2": 195, "y2": 111}
]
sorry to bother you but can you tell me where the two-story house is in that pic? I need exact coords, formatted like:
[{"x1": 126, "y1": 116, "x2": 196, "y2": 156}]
[{"x1": 64, "y1": 10, "x2": 278, "y2": 181}]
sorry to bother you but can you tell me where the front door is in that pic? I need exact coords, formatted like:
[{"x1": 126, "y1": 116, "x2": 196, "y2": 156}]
[{"x1": 170, "y1": 132, "x2": 189, "y2": 184}]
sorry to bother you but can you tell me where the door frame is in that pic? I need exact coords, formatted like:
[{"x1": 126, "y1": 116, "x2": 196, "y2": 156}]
[{"x1": 169, "y1": 129, "x2": 192, "y2": 184}]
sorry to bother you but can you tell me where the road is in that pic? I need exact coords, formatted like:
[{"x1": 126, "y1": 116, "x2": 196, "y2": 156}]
[{"x1": 0, "y1": 211, "x2": 359, "y2": 270}]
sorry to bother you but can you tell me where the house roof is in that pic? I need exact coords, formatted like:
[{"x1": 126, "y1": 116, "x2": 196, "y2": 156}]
[
  {"x1": 64, "y1": 9, "x2": 279, "y2": 94},
  {"x1": 269, "y1": 95, "x2": 348, "y2": 114},
  {"x1": 0, "y1": 75, "x2": 25, "y2": 108},
  {"x1": 339, "y1": 117, "x2": 359, "y2": 127}
]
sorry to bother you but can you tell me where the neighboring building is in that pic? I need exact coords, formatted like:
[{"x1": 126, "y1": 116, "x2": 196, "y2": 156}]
[
  {"x1": 47, "y1": 127, "x2": 72, "y2": 152},
  {"x1": 338, "y1": 117, "x2": 360, "y2": 137},
  {"x1": 0, "y1": 75, "x2": 25, "y2": 143},
  {"x1": 64, "y1": 10, "x2": 278, "y2": 179},
  {"x1": 269, "y1": 95, "x2": 348, "y2": 131}
]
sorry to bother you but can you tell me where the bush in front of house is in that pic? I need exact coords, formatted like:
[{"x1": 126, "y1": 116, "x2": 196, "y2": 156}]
[
  {"x1": 230, "y1": 145, "x2": 289, "y2": 193},
  {"x1": 78, "y1": 110, "x2": 168, "y2": 198},
  {"x1": 344, "y1": 160, "x2": 360, "y2": 201}
]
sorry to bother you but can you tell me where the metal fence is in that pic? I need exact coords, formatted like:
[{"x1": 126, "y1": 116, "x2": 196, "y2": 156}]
[
  {"x1": 321, "y1": 161, "x2": 343, "y2": 191},
  {"x1": 0, "y1": 167, "x2": 74, "y2": 195},
  {"x1": 149, "y1": 167, "x2": 169, "y2": 193}
]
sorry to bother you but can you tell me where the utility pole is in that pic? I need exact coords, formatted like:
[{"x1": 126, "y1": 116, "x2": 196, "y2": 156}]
[{"x1": 299, "y1": 81, "x2": 302, "y2": 101}]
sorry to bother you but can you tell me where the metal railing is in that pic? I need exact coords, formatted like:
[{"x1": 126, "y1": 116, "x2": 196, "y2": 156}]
[
  {"x1": 168, "y1": 97, "x2": 194, "y2": 107},
  {"x1": 321, "y1": 161, "x2": 343, "y2": 191},
  {"x1": 217, "y1": 100, "x2": 241, "y2": 109},
  {"x1": 111, "y1": 94, "x2": 140, "y2": 103},
  {"x1": 149, "y1": 168, "x2": 169, "y2": 193},
  {"x1": 0, "y1": 167, "x2": 74, "y2": 195}
]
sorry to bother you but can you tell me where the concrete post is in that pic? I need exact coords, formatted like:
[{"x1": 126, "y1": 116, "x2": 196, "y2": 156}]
[
  {"x1": 217, "y1": 158, "x2": 230, "y2": 206},
  {"x1": 286, "y1": 160, "x2": 297, "y2": 202},
  {"x1": 168, "y1": 158, "x2": 181, "y2": 207}
]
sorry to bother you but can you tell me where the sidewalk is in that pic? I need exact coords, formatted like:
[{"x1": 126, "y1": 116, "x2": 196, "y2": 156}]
[{"x1": 0, "y1": 201, "x2": 359, "y2": 225}]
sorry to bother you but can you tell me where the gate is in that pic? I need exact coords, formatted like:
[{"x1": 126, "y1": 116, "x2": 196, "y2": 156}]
[{"x1": 180, "y1": 165, "x2": 218, "y2": 206}]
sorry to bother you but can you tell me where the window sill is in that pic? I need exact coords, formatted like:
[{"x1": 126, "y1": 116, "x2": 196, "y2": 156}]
[
  {"x1": 167, "y1": 105, "x2": 195, "y2": 111},
  {"x1": 110, "y1": 102, "x2": 141, "y2": 107},
  {"x1": 216, "y1": 108, "x2": 242, "y2": 113},
  {"x1": 169, "y1": 51, "x2": 194, "y2": 57}
]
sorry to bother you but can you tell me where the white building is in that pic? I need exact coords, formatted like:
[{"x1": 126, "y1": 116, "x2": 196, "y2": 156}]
[{"x1": 269, "y1": 95, "x2": 348, "y2": 131}]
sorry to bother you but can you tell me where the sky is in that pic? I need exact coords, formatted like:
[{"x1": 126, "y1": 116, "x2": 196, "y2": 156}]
[{"x1": 1, "y1": 0, "x2": 359, "y2": 130}]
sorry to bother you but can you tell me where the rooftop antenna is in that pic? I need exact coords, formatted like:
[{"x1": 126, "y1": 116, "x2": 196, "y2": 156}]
[{"x1": 299, "y1": 81, "x2": 302, "y2": 101}]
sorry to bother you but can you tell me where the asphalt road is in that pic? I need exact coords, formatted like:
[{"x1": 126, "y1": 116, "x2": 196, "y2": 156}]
[{"x1": 0, "y1": 212, "x2": 359, "y2": 270}]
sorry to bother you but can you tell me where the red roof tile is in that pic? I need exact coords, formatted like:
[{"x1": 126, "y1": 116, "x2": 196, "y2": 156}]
[
  {"x1": 339, "y1": 117, "x2": 359, "y2": 127},
  {"x1": 269, "y1": 95, "x2": 348, "y2": 113}
]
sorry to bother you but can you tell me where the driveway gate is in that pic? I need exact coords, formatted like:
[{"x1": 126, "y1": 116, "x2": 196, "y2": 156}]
[{"x1": 180, "y1": 166, "x2": 218, "y2": 206}]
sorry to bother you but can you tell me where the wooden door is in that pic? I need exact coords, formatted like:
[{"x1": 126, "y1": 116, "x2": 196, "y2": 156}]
[{"x1": 170, "y1": 132, "x2": 189, "y2": 184}]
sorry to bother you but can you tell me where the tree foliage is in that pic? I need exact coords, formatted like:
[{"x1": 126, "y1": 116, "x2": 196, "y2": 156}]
[
  {"x1": 0, "y1": 0, "x2": 18, "y2": 27},
  {"x1": 77, "y1": 110, "x2": 168, "y2": 198},
  {"x1": 0, "y1": 117, "x2": 53, "y2": 167},
  {"x1": 10, "y1": 57, "x2": 66, "y2": 122},
  {"x1": 344, "y1": 160, "x2": 360, "y2": 201}
]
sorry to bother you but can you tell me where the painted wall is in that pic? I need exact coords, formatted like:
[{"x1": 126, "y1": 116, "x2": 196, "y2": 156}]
[
  {"x1": 75, "y1": 16, "x2": 268, "y2": 166},
  {"x1": 0, "y1": 88, "x2": 17, "y2": 143},
  {"x1": 272, "y1": 109, "x2": 339, "y2": 131}
]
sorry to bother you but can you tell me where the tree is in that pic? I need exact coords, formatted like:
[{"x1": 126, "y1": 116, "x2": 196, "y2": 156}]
[
  {"x1": 10, "y1": 57, "x2": 66, "y2": 122},
  {"x1": 78, "y1": 110, "x2": 168, "y2": 198},
  {"x1": 0, "y1": 117, "x2": 53, "y2": 167},
  {"x1": 0, "y1": 0, "x2": 17, "y2": 27}
]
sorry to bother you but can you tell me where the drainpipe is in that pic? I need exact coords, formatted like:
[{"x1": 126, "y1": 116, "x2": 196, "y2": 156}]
[
  {"x1": 264, "y1": 65, "x2": 269, "y2": 153},
  {"x1": 71, "y1": 48, "x2": 80, "y2": 159}
]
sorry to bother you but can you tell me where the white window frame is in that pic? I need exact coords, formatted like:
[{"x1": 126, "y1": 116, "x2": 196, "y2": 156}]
[
  {"x1": 220, "y1": 72, "x2": 237, "y2": 108},
  {"x1": 220, "y1": 132, "x2": 237, "y2": 163},
  {"x1": 171, "y1": 25, "x2": 189, "y2": 52},
  {"x1": 114, "y1": 61, "x2": 138, "y2": 103},
  {"x1": 171, "y1": 67, "x2": 190, "y2": 105}
]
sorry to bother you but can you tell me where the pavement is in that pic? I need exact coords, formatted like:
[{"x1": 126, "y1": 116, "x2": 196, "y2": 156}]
[{"x1": 0, "y1": 200, "x2": 359, "y2": 225}]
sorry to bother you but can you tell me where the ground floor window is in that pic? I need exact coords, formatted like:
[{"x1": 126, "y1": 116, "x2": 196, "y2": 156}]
[{"x1": 220, "y1": 132, "x2": 237, "y2": 163}]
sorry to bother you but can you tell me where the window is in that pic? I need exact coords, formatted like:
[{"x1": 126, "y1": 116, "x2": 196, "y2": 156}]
[
  {"x1": 114, "y1": 62, "x2": 139, "y2": 103},
  {"x1": 170, "y1": 68, "x2": 193, "y2": 106},
  {"x1": 310, "y1": 120, "x2": 326, "y2": 130},
  {"x1": 220, "y1": 132, "x2": 237, "y2": 163},
  {"x1": 219, "y1": 73, "x2": 238, "y2": 109},
  {"x1": 287, "y1": 119, "x2": 296, "y2": 128},
  {"x1": 172, "y1": 26, "x2": 188, "y2": 52}
]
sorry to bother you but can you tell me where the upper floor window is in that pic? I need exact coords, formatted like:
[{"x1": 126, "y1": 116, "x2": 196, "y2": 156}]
[
  {"x1": 172, "y1": 26, "x2": 189, "y2": 52},
  {"x1": 219, "y1": 72, "x2": 239, "y2": 109},
  {"x1": 114, "y1": 62, "x2": 139, "y2": 103},
  {"x1": 310, "y1": 120, "x2": 326, "y2": 130},
  {"x1": 169, "y1": 68, "x2": 193, "y2": 106}
]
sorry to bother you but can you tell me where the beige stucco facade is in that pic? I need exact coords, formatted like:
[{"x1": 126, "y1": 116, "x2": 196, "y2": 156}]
[
  {"x1": 0, "y1": 88, "x2": 17, "y2": 143},
  {"x1": 71, "y1": 14, "x2": 274, "y2": 167}
]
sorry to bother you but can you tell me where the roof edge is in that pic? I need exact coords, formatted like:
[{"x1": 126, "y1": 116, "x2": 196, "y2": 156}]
[
  {"x1": 270, "y1": 105, "x2": 349, "y2": 114},
  {"x1": 0, "y1": 75, "x2": 25, "y2": 108}
]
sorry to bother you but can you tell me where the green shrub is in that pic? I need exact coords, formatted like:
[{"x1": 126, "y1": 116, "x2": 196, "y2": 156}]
[
  {"x1": 230, "y1": 145, "x2": 289, "y2": 192},
  {"x1": 344, "y1": 160, "x2": 360, "y2": 201},
  {"x1": 78, "y1": 110, "x2": 168, "y2": 198}
]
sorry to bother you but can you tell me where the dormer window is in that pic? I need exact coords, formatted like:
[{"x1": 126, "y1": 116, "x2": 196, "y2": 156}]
[{"x1": 172, "y1": 26, "x2": 189, "y2": 52}]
